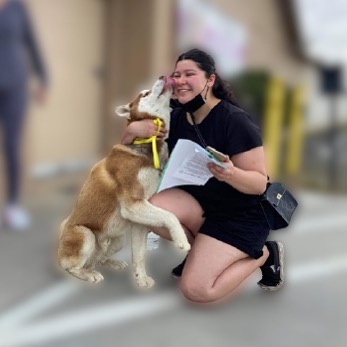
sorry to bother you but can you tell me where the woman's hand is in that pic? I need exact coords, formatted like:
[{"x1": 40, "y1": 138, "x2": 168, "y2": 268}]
[
  {"x1": 207, "y1": 156, "x2": 235, "y2": 183},
  {"x1": 30, "y1": 84, "x2": 48, "y2": 105},
  {"x1": 131, "y1": 119, "x2": 167, "y2": 139},
  {"x1": 121, "y1": 119, "x2": 167, "y2": 144},
  {"x1": 207, "y1": 147, "x2": 268, "y2": 195}
]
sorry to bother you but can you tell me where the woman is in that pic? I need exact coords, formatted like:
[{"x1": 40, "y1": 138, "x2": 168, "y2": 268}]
[
  {"x1": 0, "y1": 0, "x2": 47, "y2": 230},
  {"x1": 121, "y1": 48, "x2": 284, "y2": 304}
]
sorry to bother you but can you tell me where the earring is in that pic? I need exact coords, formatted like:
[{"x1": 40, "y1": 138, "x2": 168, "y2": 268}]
[{"x1": 203, "y1": 86, "x2": 209, "y2": 101}]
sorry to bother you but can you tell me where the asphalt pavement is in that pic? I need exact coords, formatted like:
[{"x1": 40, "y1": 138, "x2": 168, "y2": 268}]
[{"x1": 0, "y1": 174, "x2": 347, "y2": 347}]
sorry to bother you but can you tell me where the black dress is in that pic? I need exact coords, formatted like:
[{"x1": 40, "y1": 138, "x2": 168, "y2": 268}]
[{"x1": 167, "y1": 100, "x2": 269, "y2": 259}]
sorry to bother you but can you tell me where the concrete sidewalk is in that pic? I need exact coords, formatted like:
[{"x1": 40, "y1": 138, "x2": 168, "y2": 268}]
[{"x1": 1, "y1": 174, "x2": 347, "y2": 347}]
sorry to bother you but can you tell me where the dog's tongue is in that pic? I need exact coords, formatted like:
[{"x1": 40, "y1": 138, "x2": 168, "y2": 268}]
[
  {"x1": 166, "y1": 77, "x2": 176, "y2": 88},
  {"x1": 162, "y1": 76, "x2": 175, "y2": 92},
  {"x1": 158, "y1": 76, "x2": 175, "y2": 95}
]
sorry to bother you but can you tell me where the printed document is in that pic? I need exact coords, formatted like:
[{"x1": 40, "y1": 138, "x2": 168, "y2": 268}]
[{"x1": 157, "y1": 139, "x2": 228, "y2": 192}]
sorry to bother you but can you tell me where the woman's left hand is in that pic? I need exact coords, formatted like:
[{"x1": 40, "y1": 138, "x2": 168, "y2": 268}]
[
  {"x1": 207, "y1": 156, "x2": 235, "y2": 183},
  {"x1": 33, "y1": 85, "x2": 48, "y2": 105}
]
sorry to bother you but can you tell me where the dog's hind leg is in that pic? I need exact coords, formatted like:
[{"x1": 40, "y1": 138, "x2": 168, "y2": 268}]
[
  {"x1": 58, "y1": 225, "x2": 104, "y2": 283},
  {"x1": 100, "y1": 235, "x2": 128, "y2": 270},
  {"x1": 131, "y1": 226, "x2": 155, "y2": 288},
  {"x1": 121, "y1": 200, "x2": 191, "y2": 252}
]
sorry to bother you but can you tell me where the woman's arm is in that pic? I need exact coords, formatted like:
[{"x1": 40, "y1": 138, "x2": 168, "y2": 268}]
[
  {"x1": 121, "y1": 119, "x2": 168, "y2": 145},
  {"x1": 21, "y1": 1, "x2": 48, "y2": 87},
  {"x1": 207, "y1": 146, "x2": 267, "y2": 195}
]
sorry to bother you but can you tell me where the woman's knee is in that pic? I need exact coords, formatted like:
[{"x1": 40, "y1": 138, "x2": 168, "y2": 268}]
[
  {"x1": 149, "y1": 189, "x2": 205, "y2": 233},
  {"x1": 148, "y1": 192, "x2": 166, "y2": 209},
  {"x1": 179, "y1": 275, "x2": 213, "y2": 303}
]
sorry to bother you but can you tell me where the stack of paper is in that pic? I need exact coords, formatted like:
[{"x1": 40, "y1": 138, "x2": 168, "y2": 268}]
[{"x1": 157, "y1": 139, "x2": 228, "y2": 192}]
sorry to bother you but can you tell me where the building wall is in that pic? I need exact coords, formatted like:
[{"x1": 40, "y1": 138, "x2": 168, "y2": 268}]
[
  {"x1": 9, "y1": 0, "x2": 306, "y2": 182},
  {"x1": 102, "y1": 0, "x2": 175, "y2": 150},
  {"x1": 24, "y1": 0, "x2": 106, "y2": 176},
  {"x1": 212, "y1": 0, "x2": 306, "y2": 85}
]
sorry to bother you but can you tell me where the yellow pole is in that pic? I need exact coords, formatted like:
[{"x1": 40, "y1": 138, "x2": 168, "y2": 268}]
[
  {"x1": 286, "y1": 85, "x2": 305, "y2": 175},
  {"x1": 263, "y1": 77, "x2": 286, "y2": 179}
]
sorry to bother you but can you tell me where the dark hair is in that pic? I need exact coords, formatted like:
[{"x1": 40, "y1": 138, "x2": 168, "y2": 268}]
[{"x1": 176, "y1": 48, "x2": 238, "y2": 106}]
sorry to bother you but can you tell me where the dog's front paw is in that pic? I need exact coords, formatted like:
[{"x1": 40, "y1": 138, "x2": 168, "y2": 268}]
[
  {"x1": 135, "y1": 275, "x2": 155, "y2": 289},
  {"x1": 175, "y1": 239, "x2": 191, "y2": 252}
]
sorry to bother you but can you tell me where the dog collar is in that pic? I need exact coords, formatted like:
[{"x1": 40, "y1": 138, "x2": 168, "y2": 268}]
[{"x1": 133, "y1": 118, "x2": 162, "y2": 169}]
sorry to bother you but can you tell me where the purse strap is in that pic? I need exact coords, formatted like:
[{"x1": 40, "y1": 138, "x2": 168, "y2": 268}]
[{"x1": 189, "y1": 112, "x2": 208, "y2": 148}]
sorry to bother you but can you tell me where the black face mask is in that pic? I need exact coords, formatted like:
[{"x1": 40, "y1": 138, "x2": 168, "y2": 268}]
[
  {"x1": 177, "y1": 93, "x2": 206, "y2": 113},
  {"x1": 170, "y1": 82, "x2": 208, "y2": 113}
]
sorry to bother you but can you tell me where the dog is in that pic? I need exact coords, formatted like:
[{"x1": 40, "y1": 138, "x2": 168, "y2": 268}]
[{"x1": 57, "y1": 76, "x2": 190, "y2": 288}]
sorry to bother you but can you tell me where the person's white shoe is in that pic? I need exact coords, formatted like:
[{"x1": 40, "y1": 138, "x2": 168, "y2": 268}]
[{"x1": 3, "y1": 205, "x2": 31, "y2": 231}]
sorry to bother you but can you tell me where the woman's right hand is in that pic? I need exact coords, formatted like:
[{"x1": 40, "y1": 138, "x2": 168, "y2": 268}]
[{"x1": 121, "y1": 119, "x2": 167, "y2": 145}]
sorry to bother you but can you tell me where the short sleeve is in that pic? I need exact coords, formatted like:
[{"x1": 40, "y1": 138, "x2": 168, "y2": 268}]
[{"x1": 225, "y1": 111, "x2": 263, "y2": 156}]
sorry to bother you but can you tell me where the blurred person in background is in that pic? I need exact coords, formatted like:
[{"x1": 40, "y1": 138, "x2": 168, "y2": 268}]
[
  {"x1": 121, "y1": 48, "x2": 284, "y2": 304},
  {"x1": 0, "y1": 0, "x2": 47, "y2": 230}
]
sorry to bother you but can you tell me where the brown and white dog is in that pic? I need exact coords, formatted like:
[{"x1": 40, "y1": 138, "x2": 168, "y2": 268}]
[{"x1": 57, "y1": 76, "x2": 190, "y2": 288}]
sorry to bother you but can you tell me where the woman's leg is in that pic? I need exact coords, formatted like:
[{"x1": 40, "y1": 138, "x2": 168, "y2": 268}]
[
  {"x1": 149, "y1": 189, "x2": 271, "y2": 303},
  {"x1": 2, "y1": 88, "x2": 27, "y2": 204},
  {"x1": 1, "y1": 88, "x2": 31, "y2": 230},
  {"x1": 149, "y1": 188, "x2": 205, "y2": 244},
  {"x1": 179, "y1": 233, "x2": 269, "y2": 304}
]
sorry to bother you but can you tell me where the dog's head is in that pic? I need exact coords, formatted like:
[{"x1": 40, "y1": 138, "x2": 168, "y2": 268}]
[{"x1": 115, "y1": 76, "x2": 174, "y2": 128}]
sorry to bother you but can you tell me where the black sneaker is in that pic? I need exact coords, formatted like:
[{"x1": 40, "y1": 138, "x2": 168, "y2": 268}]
[
  {"x1": 257, "y1": 241, "x2": 284, "y2": 291},
  {"x1": 170, "y1": 257, "x2": 187, "y2": 279}
]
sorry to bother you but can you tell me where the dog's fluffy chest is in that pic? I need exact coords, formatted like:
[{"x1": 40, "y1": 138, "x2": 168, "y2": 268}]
[
  {"x1": 137, "y1": 166, "x2": 162, "y2": 199},
  {"x1": 102, "y1": 165, "x2": 162, "y2": 238}
]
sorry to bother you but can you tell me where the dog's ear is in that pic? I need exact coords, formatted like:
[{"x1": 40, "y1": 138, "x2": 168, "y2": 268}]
[{"x1": 115, "y1": 104, "x2": 130, "y2": 119}]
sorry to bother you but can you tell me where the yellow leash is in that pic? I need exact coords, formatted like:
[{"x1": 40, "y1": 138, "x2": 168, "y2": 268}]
[{"x1": 133, "y1": 118, "x2": 162, "y2": 169}]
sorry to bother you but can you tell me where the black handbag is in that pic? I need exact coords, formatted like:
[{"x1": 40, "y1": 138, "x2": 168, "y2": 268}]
[{"x1": 260, "y1": 182, "x2": 298, "y2": 230}]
